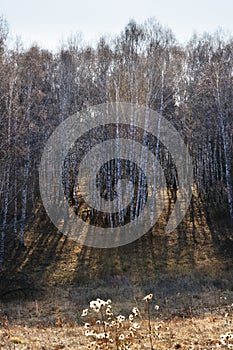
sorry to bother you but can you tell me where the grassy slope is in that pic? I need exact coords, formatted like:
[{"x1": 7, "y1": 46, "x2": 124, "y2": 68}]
[
  {"x1": 0, "y1": 194, "x2": 233, "y2": 349},
  {"x1": 1, "y1": 193, "x2": 232, "y2": 298}
]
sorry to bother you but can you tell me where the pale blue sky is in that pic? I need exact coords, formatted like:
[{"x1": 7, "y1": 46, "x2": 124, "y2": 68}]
[{"x1": 1, "y1": 0, "x2": 233, "y2": 51}]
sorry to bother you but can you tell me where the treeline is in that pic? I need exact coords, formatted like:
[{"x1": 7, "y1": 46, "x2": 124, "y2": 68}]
[{"x1": 0, "y1": 17, "x2": 233, "y2": 267}]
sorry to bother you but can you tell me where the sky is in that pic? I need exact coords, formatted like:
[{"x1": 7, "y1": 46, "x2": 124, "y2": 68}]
[{"x1": 1, "y1": 0, "x2": 233, "y2": 51}]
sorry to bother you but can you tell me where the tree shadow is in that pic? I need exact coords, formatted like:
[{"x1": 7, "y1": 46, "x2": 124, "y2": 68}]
[{"x1": 1, "y1": 192, "x2": 232, "y2": 304}]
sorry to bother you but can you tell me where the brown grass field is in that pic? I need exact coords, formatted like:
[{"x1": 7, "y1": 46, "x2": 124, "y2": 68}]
[
  {"x1": 0, "y1": 300, "x2": 232, "y2": 349},
  {"x1": 0, "y1": 195, "x2": 232, "y2": 349}
]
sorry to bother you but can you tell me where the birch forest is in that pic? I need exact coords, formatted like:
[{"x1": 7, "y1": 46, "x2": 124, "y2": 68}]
[{"x1": 0, "y1": 16, "x2": 233, "y2": 270}]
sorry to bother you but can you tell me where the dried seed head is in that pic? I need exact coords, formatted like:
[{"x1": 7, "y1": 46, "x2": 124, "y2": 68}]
[{"x1": 143, "y1": 293, "x2": 153, "y2": 302}]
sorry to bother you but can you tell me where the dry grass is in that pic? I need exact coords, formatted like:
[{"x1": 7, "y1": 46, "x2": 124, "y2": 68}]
[
  {"x1": 0, "y1": 308, "x2": 232, "y2": 349},
  {"x1": 3, "y1": 194, "x2": 233, "y2": 290},
  {"x1": 1, "y1": 196, "x2": 232, "y2": 349},
  {"x1": 0, "y1": 290, "x2": 232, "y2": 349}
]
